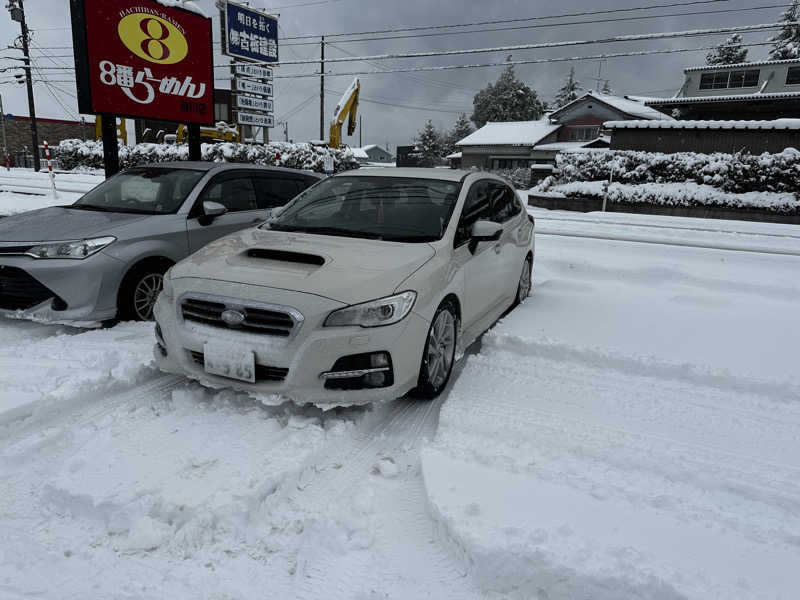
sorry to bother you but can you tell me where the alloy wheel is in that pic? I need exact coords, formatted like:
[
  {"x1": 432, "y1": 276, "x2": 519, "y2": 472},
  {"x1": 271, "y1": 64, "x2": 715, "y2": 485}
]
[
  {"x1": 425, "y1": 308, "x2": 456, "y2": 390},
  {"x1": 517, "y1": 258, "x2": 532, "y2": 303},
  {"x1": 133, "y1": 273, "x2": 164, "y2": 321}
]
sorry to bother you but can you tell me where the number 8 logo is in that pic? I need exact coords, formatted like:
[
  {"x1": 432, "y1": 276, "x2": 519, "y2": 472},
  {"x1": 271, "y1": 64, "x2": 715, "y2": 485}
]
[
  {"x1": 118, "y1": 13, "x2": 189, "y2": 65},
  {"x1": 139, "y1": 18, "x2": 171, "y2": 62}
]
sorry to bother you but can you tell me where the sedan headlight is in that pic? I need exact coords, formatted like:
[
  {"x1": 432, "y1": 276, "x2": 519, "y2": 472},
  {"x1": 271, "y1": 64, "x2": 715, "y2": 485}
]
[
  {"x1": 25, "y1": 236, "x2": 116, "y2": 259},
  {"x1": 325, "y1": 291, "x2": 417, "y2": 328}
]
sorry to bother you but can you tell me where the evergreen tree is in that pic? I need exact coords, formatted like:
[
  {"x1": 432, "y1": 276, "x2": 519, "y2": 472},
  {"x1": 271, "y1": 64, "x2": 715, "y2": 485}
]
[
  {"x1": 601, "y1": 80, "x2": 614, "y2": 95},
  {"x1": 471, "y1": 65, "x2": 545, "y2": 128},
  {"x1": 769, "y1": 0, "x2": 800, "y2": 60},
  {"x1": 554, "y1": 68, "x2": 581, "y2": 108},
  {"x1": 414, "y1": 120, "x2": 443, "y2": 167},
  {"x1": 706, "y1": 34, "x2": 748, "y2": 65},
  {"x1": 442, "y1": 113, "x2": 474, "y2": 155}
]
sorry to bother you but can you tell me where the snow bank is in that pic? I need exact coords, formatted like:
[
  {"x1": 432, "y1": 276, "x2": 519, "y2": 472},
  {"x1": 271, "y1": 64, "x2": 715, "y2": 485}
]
[
  {"x1": 422, "y1": 227, "x2": 800, "y2": 599},
  {"x1": 551, "y1": 180, "x2": 800, "y2": 212}
]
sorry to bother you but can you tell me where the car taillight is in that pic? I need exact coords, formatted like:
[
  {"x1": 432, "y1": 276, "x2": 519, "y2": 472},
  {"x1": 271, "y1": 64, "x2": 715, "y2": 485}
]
[{"x1": 528, "y1": 214, "x2": 535, "y2": 226}]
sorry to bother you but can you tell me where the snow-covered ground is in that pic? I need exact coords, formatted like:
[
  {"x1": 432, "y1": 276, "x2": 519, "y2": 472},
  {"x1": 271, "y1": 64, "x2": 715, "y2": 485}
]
[
  {"x1": 0, "y1": 169, "x2": 101, "y2": 215},
  {"x1": 1, "y1": 208, "x2": 799, "y2": 599}
]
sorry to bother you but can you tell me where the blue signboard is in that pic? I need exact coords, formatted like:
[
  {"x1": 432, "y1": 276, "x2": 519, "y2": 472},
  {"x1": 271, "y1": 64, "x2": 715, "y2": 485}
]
[{"x1": 224, "y1": 1, "x2": 278, "y2": 63}]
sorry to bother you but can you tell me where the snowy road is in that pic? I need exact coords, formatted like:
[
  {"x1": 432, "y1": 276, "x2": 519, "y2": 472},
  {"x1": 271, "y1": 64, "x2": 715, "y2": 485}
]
[{"x1": 2, "y1": 210, "x2": 799, "y2": 599}]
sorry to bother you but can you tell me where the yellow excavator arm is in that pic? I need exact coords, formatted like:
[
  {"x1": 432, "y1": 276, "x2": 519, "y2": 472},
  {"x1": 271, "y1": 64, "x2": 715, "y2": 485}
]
[{"x1": 329, "y1": 78, "x2": 360, "y2": 149}]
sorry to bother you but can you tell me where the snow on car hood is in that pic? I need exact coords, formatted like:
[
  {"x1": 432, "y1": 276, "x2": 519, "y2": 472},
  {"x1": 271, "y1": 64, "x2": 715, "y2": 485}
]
[
  {"x1": 0, "y1": 206, "x2": 149, "y2": 241},
  {"x1": 171, "y1": 227, "x2": 436, "y2": 305}
]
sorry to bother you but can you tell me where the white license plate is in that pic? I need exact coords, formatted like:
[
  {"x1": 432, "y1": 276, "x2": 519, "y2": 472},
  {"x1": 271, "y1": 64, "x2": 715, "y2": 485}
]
[{"x1": 203, "y1": 342, "x2": 256, "y2": 383}]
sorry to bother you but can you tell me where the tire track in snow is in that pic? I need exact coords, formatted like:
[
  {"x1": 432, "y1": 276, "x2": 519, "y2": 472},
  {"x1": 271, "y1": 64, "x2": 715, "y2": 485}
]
[
  {"x1": 0, "y1": 374, "x2": 184, "y2": 458},
  {"x1": 287, "y1": 393, "x2": 479, "y2": 600},
  {"x1": 436, "y1": 348, "x2": 800, "y2": 549}
]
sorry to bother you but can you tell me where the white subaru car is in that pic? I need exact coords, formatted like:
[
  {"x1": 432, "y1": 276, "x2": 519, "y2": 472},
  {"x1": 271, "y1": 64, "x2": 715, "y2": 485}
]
[{"x1": 153, "y1": 168, "x2": 534, "y2": 404}]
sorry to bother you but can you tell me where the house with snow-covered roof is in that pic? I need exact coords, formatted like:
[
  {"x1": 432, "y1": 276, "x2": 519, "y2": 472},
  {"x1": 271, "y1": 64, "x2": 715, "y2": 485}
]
[
  {"x1": 641, "y1": 58, "x2": 800, "y2": 120},
  {"x1": 359, "y1": 144, "x2": 394, "y2": 163},
  {"x1": 455, "y1": 92, "x2": 665, "y2": 170}
]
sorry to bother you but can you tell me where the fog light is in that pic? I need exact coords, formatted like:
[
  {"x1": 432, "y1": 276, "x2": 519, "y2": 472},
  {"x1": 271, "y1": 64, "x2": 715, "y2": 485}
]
[
  {"x1": 370, "y1": 352, "x2": 390, "y2": 368},
  {"x1": 365, "y1": 371, "x2": 386, "y2": 387}
]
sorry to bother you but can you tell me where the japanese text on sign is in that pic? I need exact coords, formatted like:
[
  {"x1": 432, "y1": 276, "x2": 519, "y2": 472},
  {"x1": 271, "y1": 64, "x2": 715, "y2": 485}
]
[{"x1": 224, "y1": 1, "x2": 278, "y2": 63}]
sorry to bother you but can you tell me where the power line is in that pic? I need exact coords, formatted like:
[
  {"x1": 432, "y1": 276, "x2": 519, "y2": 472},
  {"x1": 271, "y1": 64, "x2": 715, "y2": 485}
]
[
  {"x1": 273, "y1": 22, "x2": 794, "y2": 66},
  {"x1": 326, "y1": 89, "x2": 469, "y2": 114},
  {"x1": 281, "y1": 0, "x2": 736, "y2": 40},
  {"x1": 326, "y1": 42, "x2": 478, "y2": 96},
  {"x1": 280, "y1": 4, "x2": 789, "y2": 46},
  {"x1": 276, "y1": 41, "x2": 775, "y2": 79}
]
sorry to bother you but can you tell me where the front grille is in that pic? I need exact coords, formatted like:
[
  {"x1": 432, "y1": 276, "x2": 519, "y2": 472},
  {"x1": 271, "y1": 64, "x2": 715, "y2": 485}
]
[
  {"x1": 181, "y1": 296, "x2": 298, "y2": 337},
  {"x1": 0, "y1": 266, "x2": 60, "y2": 310},
  {"x1": 189, "y1": 350, "x2": 289, "y2": 382}
]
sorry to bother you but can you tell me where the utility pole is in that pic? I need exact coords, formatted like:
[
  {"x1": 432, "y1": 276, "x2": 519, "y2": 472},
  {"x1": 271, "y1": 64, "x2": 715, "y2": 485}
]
[
  {"x1": 9, "y1": 0, "x2": 40, "y2": 172},
  {"x1": 319, "y1": 36, "x2": 325, "y2": 141},
  {"x1": 0, "y1": 95, "x2": 8, "y2": 170}
]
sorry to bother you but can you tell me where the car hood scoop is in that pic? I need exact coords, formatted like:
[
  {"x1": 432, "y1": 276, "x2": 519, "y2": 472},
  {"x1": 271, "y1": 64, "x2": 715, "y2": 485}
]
[
  {"x1": 175, "y1": 229, "x2": 436, "y2": 304},
  {"x1": 245, "y1": 248, "x2": 326, "y2": 266}
]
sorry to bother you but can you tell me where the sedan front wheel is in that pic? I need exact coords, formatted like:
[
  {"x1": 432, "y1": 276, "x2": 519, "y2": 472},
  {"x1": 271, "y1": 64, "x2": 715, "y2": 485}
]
[{"x1": 414, "y1": 300, "x2": 458, "y2": 399}]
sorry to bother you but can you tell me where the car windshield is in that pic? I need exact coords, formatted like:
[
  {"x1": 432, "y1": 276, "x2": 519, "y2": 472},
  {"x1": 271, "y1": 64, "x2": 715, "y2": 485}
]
[
  {"x1": 266, "y1": 176, "x2": 462, "y2": 242},
  {"x1": 71, "y1": 167, "x2": 205, "y2": 215}
]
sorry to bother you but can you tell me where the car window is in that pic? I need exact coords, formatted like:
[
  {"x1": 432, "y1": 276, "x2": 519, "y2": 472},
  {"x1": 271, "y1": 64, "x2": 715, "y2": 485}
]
[
  {"x1": 252, "y1": 176, "x2": 303, "y2": 209},
  {"x1": 489, "y1": 182, "x2": 521, "y2": 223},
  {"x1": 267, "y1": 176, "x2": 461, "y2": 242},
  {"x1": 454, "y1": 180, "x2": 492, "y2": 247},
  {"x1": 198, "y1": 175, "x2": 258, "y2": 213},
  {"x1": 73, "y1": 168, "x2": 204, "y2": 215}
]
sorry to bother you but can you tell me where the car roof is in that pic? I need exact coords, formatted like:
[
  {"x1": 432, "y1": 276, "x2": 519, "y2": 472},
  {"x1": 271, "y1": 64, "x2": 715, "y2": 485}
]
[
  {"x1": 133, "y1": 161, "x2": 323, "y2": 178},
  {"x1": 334, "y1": 167, "x2": 472, "y2": 182}
]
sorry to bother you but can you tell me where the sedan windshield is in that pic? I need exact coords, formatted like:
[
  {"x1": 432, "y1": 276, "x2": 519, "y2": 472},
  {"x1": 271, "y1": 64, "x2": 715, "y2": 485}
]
[
  {"x1": 267, "y1": 176, "x2": 461, "y2": 242},
  {"x1": 72, "y1": 167, "x2": 205, "y2": 215}
]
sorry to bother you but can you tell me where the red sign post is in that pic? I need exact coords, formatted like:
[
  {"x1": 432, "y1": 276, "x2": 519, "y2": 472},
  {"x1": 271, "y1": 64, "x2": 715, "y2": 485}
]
[{"x1": 70, "y1": 0, "x2": 214, "y2": 174}]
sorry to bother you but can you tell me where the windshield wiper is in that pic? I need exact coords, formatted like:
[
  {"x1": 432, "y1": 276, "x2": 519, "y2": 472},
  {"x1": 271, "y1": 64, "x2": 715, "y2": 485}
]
[
  {"x1": 270, "y1": 224, "x2": 384, "y2": 240},
  {"x1": 67, "y1": 204, "x2": 113, "y2": 212},
  {"x1": 67, "y1": 204, "x2": 158, "y2": 215}
]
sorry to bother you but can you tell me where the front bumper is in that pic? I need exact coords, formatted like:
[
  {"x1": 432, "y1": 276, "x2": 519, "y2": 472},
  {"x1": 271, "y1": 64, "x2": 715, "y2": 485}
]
[
  {"x1": 153, "y1": 278, "x2": 430, "y2": 405},
  {"x1": 0, "y1": 252, "x2": 124, "y2": 324}
]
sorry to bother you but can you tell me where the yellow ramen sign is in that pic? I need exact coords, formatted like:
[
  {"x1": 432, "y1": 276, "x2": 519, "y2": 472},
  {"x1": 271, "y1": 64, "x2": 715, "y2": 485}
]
[{"x1": 118, "y1": 13, "x2": 188, "y2": 65}]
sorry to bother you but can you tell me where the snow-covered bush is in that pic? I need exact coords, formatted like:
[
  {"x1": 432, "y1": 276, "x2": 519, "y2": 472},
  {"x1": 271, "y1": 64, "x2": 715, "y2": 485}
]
[
  {"x1": 489, "y1": 168, "x2": 531, "y2": 189},
  {"x1": 55, "y1": 139, "x2": 360, "y2": 174},
  {"x1": 549, "y1": 181, "x2": 800, "y2": 213},
  {"x1": 556, "y1": 149, "x2": 800, "y2": 194}
]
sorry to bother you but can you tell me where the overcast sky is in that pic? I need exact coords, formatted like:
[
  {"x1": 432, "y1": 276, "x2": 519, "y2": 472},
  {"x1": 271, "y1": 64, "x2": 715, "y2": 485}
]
[{"x1": 0, "y1": 0, "x2": 786, "y2": 150}]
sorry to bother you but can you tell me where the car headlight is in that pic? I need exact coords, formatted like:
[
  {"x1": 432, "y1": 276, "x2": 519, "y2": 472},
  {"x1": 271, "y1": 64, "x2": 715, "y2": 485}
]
[
  {"x1": 324, "y1": 291, "x2": 417, "y2": 328},
  {"x1": 25, "y1": 236, "x2": 116, "y2": 259}
]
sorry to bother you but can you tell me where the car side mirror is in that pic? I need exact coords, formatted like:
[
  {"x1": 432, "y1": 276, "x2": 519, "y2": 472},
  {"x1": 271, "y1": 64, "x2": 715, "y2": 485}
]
[
  {"x1": 269, "y1": 205, "x2": 286, "y2": 219},
  {"x1": 471, "y1": 220, "x2": 502, "y2": 242},
  {"x1": 203, "y1": 201, "x2": 227, "y2": 218}
]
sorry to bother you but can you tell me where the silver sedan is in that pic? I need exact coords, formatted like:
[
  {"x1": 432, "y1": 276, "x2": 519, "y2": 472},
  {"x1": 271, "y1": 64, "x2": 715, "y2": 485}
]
[{"x1": 0, "y1": 162, "x2": 321, "y2": 325}]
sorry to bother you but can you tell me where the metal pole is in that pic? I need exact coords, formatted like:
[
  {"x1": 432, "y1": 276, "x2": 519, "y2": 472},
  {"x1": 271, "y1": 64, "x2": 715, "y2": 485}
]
[
  {"x1": 187, "y1": 123, "x2": 201, "y2": 160},
  {"x1": 100, "y1": 114, "x2": 120, "y2": 178},
  {"x1": 17, "y1": 0, "x2": 40, "y2": 172},
  {"x1": 359, "y1": 114, "x2": 362, "y2": 147},
  {"x1": 319, "y1": 36, "x2": 325, "y2": 141},
  {"x1": 0, "y1": 95, "x2": 8, "y2": 171},
  {"x1": 44, "y1": 140, "x2": 58, "y2": 198}
]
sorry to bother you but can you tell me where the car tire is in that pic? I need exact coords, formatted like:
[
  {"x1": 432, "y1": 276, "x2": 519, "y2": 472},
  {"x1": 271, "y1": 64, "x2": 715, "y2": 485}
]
[
  {"x1": 118, "y1": 263, "x2": 168, "y2": 322},
  {"x1": 512, "y1": 255, "x2": 533, "y2": 308},
  {"x1": 413, "y1": 299, "x2": 458, "y2": 400}
]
